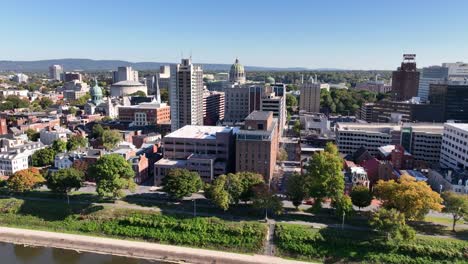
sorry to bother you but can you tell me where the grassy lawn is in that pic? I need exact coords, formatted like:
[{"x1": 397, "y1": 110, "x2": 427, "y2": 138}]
[
  {"x1": 425, "y1": 216, "x2": 455, "y2": 225},
  {"x1": 0, "y1": 197, "x2": 267, "y2": 254},
  {"x1": 274, "y1": 223, "x2": 468, "y2": 264}
]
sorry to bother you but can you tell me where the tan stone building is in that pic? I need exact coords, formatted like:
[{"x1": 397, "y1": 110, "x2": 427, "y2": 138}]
[{"x1": 236, "y1": 111, "x2": 279, "y2": 182}]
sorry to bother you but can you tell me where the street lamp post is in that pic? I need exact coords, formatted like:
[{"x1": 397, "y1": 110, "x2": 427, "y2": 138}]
[{"x1": 342, "y1": 210, "x2": 346, "y2": 230}]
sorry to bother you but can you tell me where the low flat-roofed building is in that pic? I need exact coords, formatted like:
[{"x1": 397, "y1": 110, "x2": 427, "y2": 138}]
[
  {"x1": 154, "y1": 125, "x2": 236, "y2": 185},
  {"x1": 336, "y1": 122, "x2": 443, "y2": 167}
]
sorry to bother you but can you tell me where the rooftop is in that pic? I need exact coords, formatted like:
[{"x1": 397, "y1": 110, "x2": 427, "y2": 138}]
[
  {"x1": 337, "y1": 122, "x2": 444, "y2": 133},
  {"x1": 445, "y1": 123, "x2": 468, "y2": 131},
  {"x1": 245, "y1": 111, "x2": 272, "y2": 121},
  {"x1": 112, "y1": 80, "x2": 145, "y2": 86},
  {"x1": 165, "y1": 125, "x2": 234, "y2": 140}
]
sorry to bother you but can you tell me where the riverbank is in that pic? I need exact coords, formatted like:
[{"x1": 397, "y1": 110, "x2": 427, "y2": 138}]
[{"x1": 0, "y1": 226, "x2": 312, "y2": 264}]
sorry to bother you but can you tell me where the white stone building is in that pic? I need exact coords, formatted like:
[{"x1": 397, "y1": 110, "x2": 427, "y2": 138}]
[{"x1": 440, "y1": 123, "x2": 468, "y2": 171}]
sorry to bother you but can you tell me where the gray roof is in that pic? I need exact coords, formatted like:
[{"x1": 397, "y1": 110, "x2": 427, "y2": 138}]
[{"x1": 245, "y1": 111, "x2": 272, "y2": 121}]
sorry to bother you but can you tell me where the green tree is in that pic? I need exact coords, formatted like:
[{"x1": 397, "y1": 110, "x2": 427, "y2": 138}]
[
  {"x1": 374, "y1": 175, "x2": 443, "y2": 220},
  {"x1": 252, "y1": 184, "x2": 283, "y2": 216},
  {"x1": 162, "y1": 168, "x2": 202, "y2": 200},
  {"x1": 160, "y1": 88, "x2": 169, "y2": 102},
  {"x1": 88, "y1": 154, "x2": 135, "y2": 198},
  {"x1": 102, "y1": 129, "x2": 122, "y2": 150},
  {"x1": 370, "y1": 208, "x2": 415, "y2": 242},
  {"x1": 7, "y1": 168, "x2": 45, "y2": 193},
  {"x1": 285, "y1": 173, "x2": 307, "y2": 209},
  {"x1": 69, "y1": 106, "x2": 77, "y2": 115},
  {"x1": 207, "y1": 175, "x2": 230, "y2": 211},
  {"x1": 25, "y1": 129, "x2": 40, "y2": 141},
  {"x1": 32, "y1": 147, "x2": 56, "y2": 167},
  {"x1": 286, "y1": 94, "x2": 298, "y2": 108},
  {"x1": 441, "y1": 192, "x2": 468, "y2": 232},
  {"x1": 350, "y1": 185, "x2": 372, "y2": 210},
  {"x1": 46, "y1": 168, "x2": 83, "y2": 203},
  {"x1": 333, "y1": 195, "x2": 354, "y2": 217},
  {"x1": 206, "y1": 172, "x2": 264, "y2": 210},
  {"x1": 51, "y1": 139, "x2": 67, "y2": 153},
  {"x1": 66, "y1": 135, "x2": 88, "y2": 151},
  {"x1": 38, "y1": 97, "x2": 53, "y2": 109},
  {"x1": 303, "y1": 142, "x2": 344, "y2": 208},
  {"x1": 92, "y1": 124, "x2": 105, "y2": 138},
  {"x1": 277, "y1": 148, "x2": 288, "y2": 162},
  {"x1": 71, "y1": 93, "x2": 91, "y2": 106},
  {"x1": 293, "y1": 120, "x2": 301, "y2": 135}
]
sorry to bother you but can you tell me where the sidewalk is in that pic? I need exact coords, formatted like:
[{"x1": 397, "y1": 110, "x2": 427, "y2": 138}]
[{"x1": 0, "y1": 226, "x2": 315, "y2": 264}]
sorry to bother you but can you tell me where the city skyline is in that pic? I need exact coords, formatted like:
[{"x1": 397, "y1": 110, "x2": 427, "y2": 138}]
[{"x1": 1, "y1": 0, "x2": 468, "y2": 70}]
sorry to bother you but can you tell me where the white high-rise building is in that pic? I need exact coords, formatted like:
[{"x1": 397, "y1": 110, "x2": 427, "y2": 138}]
[
  {"x1": 170, "y1": 58, "x2": 204, "y2": 131},
  {"x1": 440, "y1": 123, "x2": 468, "y2": 171},
  {"x1": 49, "y1": 65, "x2": 63, "y2": 81},
  {"x1": 418, "y1": 66, "x2": 448, "y2": 102},
  {"x1": 112, "y1": 66, "x2": 139, "y2": 83},
  {"x1": 12, "y1": 73, "x2": 29, "y2": 83},
  {"x1": 443, "y1": 62, "x2": 468, "y2": 81}
]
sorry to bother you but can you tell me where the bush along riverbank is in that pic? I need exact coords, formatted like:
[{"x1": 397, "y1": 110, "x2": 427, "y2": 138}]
[
  {"x1": 274, "y1": 224, "x2": 468, "y2": 264},
  {"x1": 0, "y1": 198, "x2": 267, "y2": 254}
]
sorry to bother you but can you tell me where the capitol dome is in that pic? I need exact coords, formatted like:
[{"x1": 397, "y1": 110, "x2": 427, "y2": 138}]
[
  {"x1": 229, "y1": 58, "x2": 246, "y2": 84},
  {"x1": 265, "y1": 76, "x2": 275, "y2": 84},
  {"x1": 110, "y1": 80, "x2": 147, "y2": 97},
  {"x1": 90, "y1": 79, "x2": 103, "y2": 105}
]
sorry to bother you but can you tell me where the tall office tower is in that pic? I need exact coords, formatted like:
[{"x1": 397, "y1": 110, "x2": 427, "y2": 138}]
[
  {"x1": 429, "y1": 81, "x2": 468, "y2": 122},
  {"x1": 224, "y1": 85, "x2": 269, "y2": 123},
  {"x1": 112, "y1": 66, "x2": 139, "y2": 83},
  {"x1": 418, "y1": 66, "x2": 448, "y2": 101},
  {"x1": 236, "y1": 111, "x2": 279, "y2": 182},
  {"x1": 229, "y1": 58, "x2": 246, "y2": 84},
  {"x1": 203, "y1": 90, "x2": 225, "y2": 125},
  {"x1": 63, "y1": 72, "x2": 83, "y2": 82},
  {"x1": 299, "y1": 77, "x2": 320, "y2": 113},
  {"x1": 170, "y1": 58, "x2": 204, "y2": 131},
  {"x1": 443, "y1": 62, "x2": 468, "y2": 80},
  {"x1": 49, "y1": 65, "x2": 63, "y2": 81},
  {"x1": 391, "y1": 54, "x2": 420, "y2": 101},
  {"x1": 146, "y1": 75, "x2": 161, "y2": 102},
  {"x1": 158, "y1": 65, "x2": 171, "y2": 89}
]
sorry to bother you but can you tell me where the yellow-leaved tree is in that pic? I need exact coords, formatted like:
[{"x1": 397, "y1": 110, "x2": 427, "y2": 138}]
[{"x1": 374, "y1": 174, "x2": 443, "y2": 220}]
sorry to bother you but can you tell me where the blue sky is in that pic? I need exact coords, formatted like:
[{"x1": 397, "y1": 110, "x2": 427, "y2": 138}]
[{"x1": 1, "y1": 0, "x2": 468, "y2": 69}]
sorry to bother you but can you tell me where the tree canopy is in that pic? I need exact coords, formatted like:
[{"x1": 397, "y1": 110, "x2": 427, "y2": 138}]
[
  {"x1": 46, "y1": 168, "x2": 83, "y2": 194},
  {"x1": 374, "y1": 175, "x2": 443, "y2": 220},
  {"x1": 7, "y1": 168, "x2": 45, "y2": 193},
  {"x1": 66, "y1": 135, "x2": 88, "y2": 151},
  {"x1": 25, "y1": 129, "x2": 40, "y2": 142},
  {"x1": 303, "y1": 142, "x2": 344, "y2": 207},
  {"x1": 285, "y1": 173, "x2": 308, "y2": 209},
  {"x1": 206, "y1": 172, "x2": 264, "y2": 210},
  {"x1": 350, "y1": 185, "x2": 372, "y2": 210},
  {"x1": 32, "y1": 147, "x2": 56, "y2": 167},
  {"x1": 441, "y1": 191, "x2": 468, "y2": 232},
  {"x1": 102, "y1": 129, "x2": 121, "y2": 150},
  {"x1": 252, "y1": 184, "x2": 283, "y2": 216},
  {"x1": 88, "y1": 154, "x2": 135, "y2": 198},
  {"x1": 52, "y1": 139, "x2": 67, "y2": 153},
  {"x1": 162, "y1": 168, "x2": 202, "y2": 200},
  {"x1": 370, "y1": 208, "x2": 415, "y2": 242}
]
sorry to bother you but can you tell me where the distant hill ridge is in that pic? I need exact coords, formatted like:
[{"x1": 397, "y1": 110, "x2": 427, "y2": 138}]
[{"x1": 0, "y1": 58, "x2": 318, "y2": 72}]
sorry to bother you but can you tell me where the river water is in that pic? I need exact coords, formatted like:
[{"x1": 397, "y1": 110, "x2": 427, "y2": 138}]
[{"x1": 0, "y1": 242, "x2": 165, "y2": 264}]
